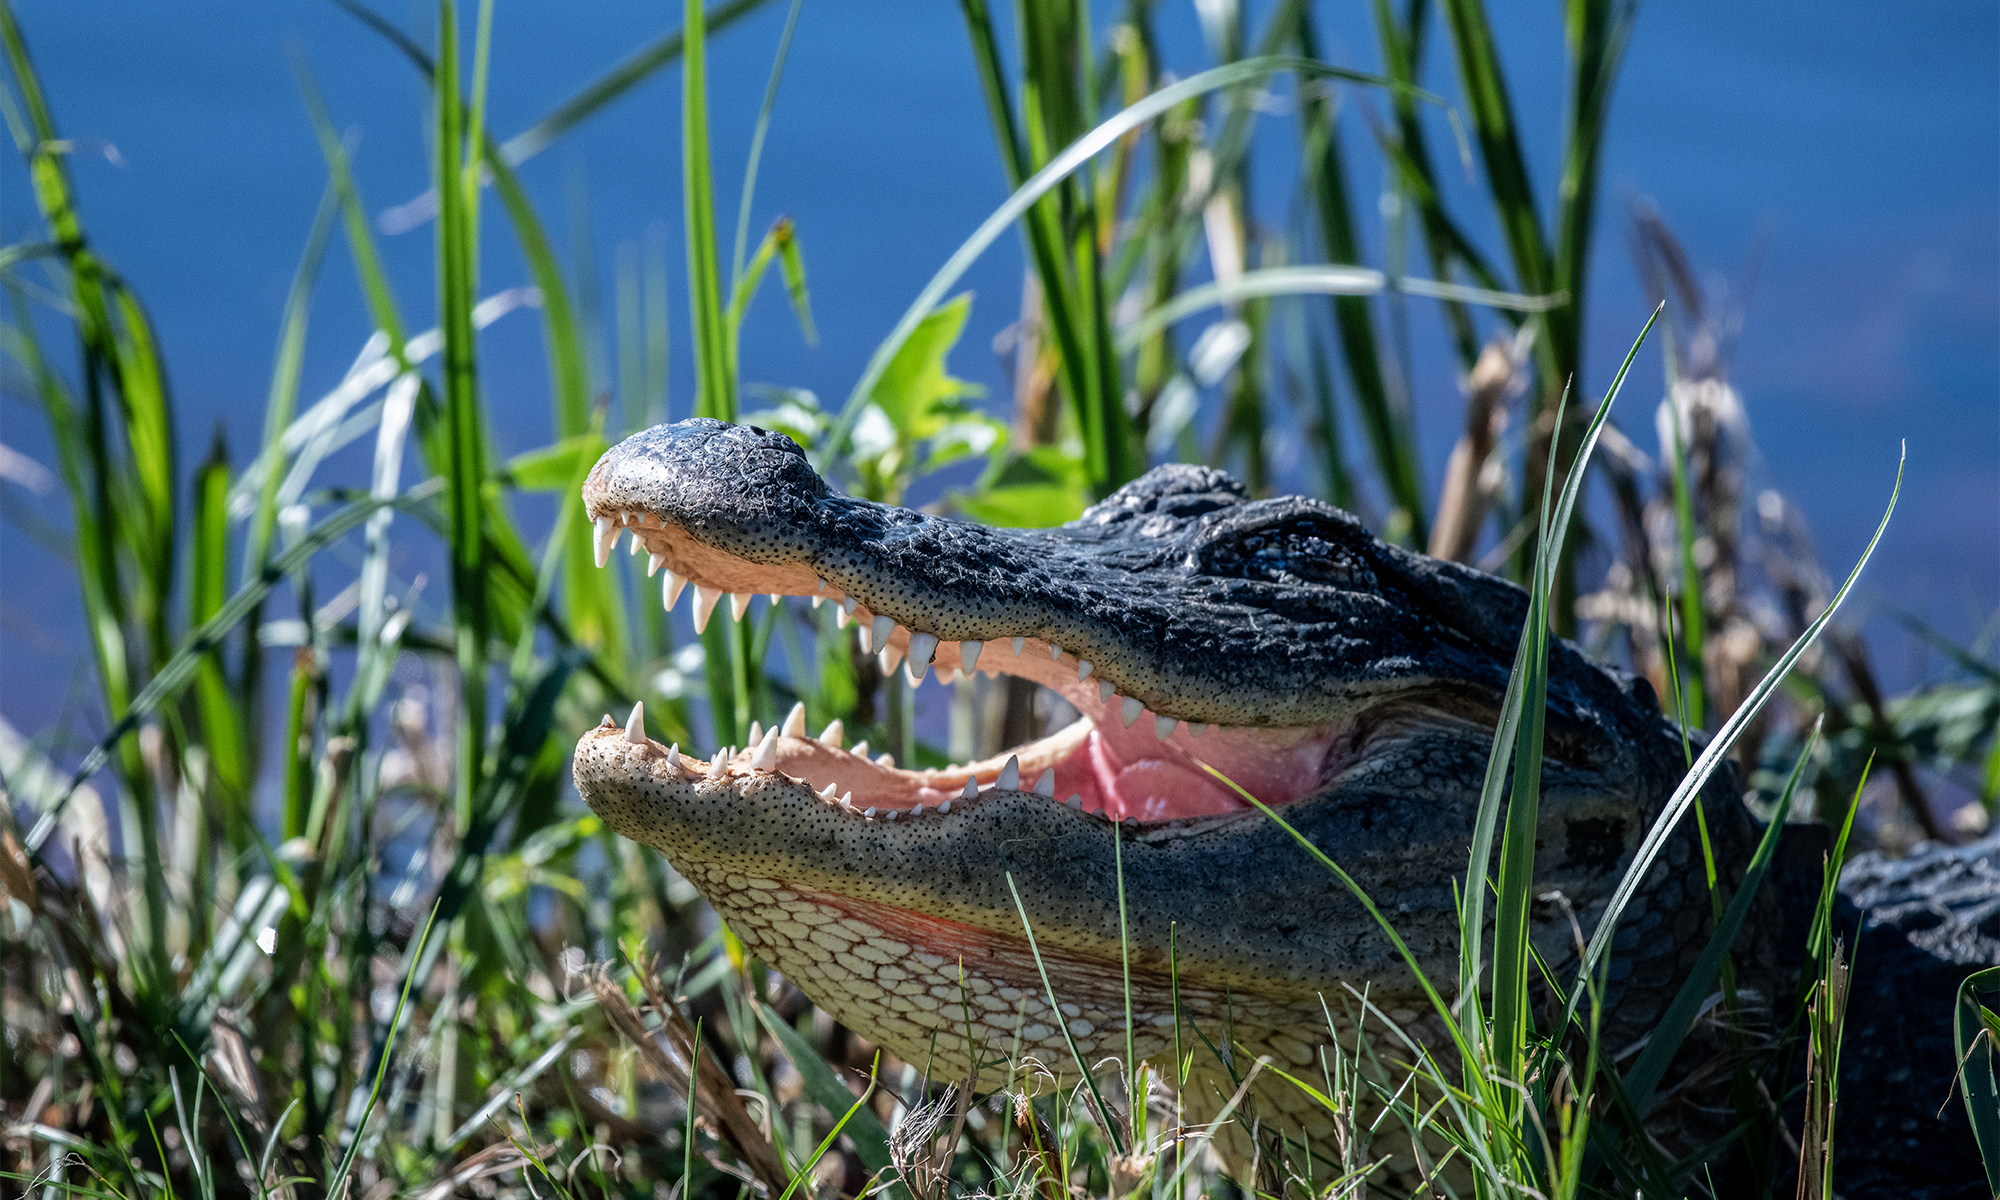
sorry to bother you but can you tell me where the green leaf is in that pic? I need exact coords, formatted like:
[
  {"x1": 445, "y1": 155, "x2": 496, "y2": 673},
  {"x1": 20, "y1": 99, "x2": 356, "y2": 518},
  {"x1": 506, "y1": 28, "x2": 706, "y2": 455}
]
[
  {"x1": 503, "y1": 433, "x2": 607, "y2": 492},
  {"x1": 868, "y1": 292, "x2": 980, "y2": 432}
]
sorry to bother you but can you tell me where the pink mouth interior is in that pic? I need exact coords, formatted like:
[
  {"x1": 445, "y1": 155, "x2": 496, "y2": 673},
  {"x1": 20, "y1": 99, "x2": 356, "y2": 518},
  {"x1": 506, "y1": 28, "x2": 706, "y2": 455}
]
[{"x1": 1043, "y1": 692, "x2": 1342, "y2": 821}]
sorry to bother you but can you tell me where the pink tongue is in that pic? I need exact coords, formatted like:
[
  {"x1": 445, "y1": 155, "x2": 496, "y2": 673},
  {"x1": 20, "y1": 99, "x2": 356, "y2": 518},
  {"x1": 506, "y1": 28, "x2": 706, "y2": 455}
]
[
  {"x1": 1098, "y1": 756, "x2": 1243, "y2": 820},
  {"x1": 1078, "y1": 719, "x2": 1337, "y2": 821}
]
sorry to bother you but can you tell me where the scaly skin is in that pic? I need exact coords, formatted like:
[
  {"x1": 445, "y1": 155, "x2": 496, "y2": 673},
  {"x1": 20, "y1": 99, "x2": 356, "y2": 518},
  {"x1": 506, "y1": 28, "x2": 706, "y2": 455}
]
[{"x1": 571, "y1": 419, "x2": 1769, "y2": 1177}]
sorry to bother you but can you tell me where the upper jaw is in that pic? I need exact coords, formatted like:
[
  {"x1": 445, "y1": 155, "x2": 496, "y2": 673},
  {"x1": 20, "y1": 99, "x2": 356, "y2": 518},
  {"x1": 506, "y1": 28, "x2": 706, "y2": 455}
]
[{"x1": 581, "y1": 418, "x2": 1544, "y2": 733}]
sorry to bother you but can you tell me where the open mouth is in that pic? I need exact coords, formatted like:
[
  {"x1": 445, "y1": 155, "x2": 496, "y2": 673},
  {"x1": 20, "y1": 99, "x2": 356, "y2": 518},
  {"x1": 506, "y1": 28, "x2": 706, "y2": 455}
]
[{"x1": 588, "y1": 505, "x2": 1349, "y2": 826}]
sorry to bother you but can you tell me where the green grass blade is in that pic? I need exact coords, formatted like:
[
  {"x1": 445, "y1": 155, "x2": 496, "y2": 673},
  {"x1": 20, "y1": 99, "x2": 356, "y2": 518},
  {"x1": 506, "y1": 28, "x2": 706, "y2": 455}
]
[
  {"x1": 1661, "y1": 344, "x2": 1710, "y2": 727},
  {"x1": 325, "y1": 904, "x2": 439, "y2": 1199},
  {"x1": 1370, "y1": 0, "x2": 1482, "y2": 367},
  {"x1": 1190, "y1": 761, "x2": 1484, "y2": 1076},
  {"x1": 1549, "y1": 0, "x2": 1638, "y2": 404},
  {"x1": 1620, "y1": 723, "x2": 1820, "y2": 1116},
  {"x1": 435, "y1": 0, "x2": 492, "y2": 825},
  {"x1": 243, "y1": 181, "x2": 340, "y2": 589},
  {"x1": 727, "y1": 218, "x2": 816, "y2": 371},
  {"x1": 486, "y1": 152, "x2": 627, "y2": 667},
  {"x1": 729, "y1": 0, "x2": 804, "y2": 284},
  {"x1": 1115, "y1": 264, "x2": 1559, "y2": 349},
  {"x1": 498, "y1": 0, "x2": 773, "y2": 166},
  {"x1": 1954, "y1": 965, "x2": 2000, "y2": 1193},
  {"x1": 187, "y1": 428, "x2": 248, "y2": 834},
  {"x1": 1472, "y1": 307, "x2": 1655, "y2": 1131},
  {"x1": 954, "y1": 0, "x2": 1103, "y2": 490},
  {"x1": 1565, "y1": 445, "x2": 1904, "y2": 1025},
  {"x1": 292, "y1": 53, "x2": 409, "y2": 350},
  {"x1": 1005, "y1": 871, "x2": 1125, "y2": 1153},
  {"x1": 1296, "y1": 7, "x2": 1425, "y2": 542},
  {"x1": 682, "y1": 0, "x2": 732, "y2": 422},
  {"x1": 1437, "y1": 0, "x2": 1552, "y2": 309},
  {"x1": 752, "y1": 1003, "x2": 910, "y2": 1200}
]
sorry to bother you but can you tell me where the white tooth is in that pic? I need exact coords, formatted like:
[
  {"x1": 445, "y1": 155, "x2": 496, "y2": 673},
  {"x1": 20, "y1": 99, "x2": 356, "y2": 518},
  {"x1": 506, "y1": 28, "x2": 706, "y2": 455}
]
[
  {"x1": 856, "y1": 617, "x2": 873, "y2": 653},
  {"x1": 593, "y1": 516, "x2": 616, "y2": 568},
  {"x1": 648, "y1": 551, "x2": 665, "y2": 577},
  {"x1": 1098, "y1": 679, "x2": 1115, "y2": 703},
  {"x1": 749, "y1": 728, "x2": 779, "y2": 770},
  {"x1": 1077, "y1": 660, "x2": 1093, "y2": 682},
  {"x1": 1011, "y1": 636, "x2": 1025, "y2": 656},
  {"x1": 878, "y1": 645, "x2": 903, "y2": 673},
  {"x1": 834, "y1": 605, "x2": 851, "y2": 629},
  {"x1": 811, "y1": 595, "x2": 824, "y2": 609},
  {"x1": 998, "y1": 755, "x2": 1020, "y2": 791},
  {"x1": 1066, "y1": 794, "x2": 1082, "y2": 809},
  {"x1": 747, "y1": 721, "x2": 763, "y2": 746},
  {"x1": 885, "y1": 810, "x2": 898, "y2": 822},
  {"x1": 692, "y1": 585, "x2": 723, "y2": 633},
  {"x1": 840, "y1": 792, "x2": 853, "y2": 808},
  {"x1": 1033, "y1": 769, "x2": 1055, "y2": 797},
  {"x1": 864, "y1": 806, "x2": 877, "y2": 818},
  {"x1": 912, "y1": 804, "x2": 924, "y2": 816},
  {"x1": 1121, "y1": 697, "x2": 1143, "y2": 727},
  {"x1": 841, "y1": 596, "x2": 857, "y2": 616},
  {"x1": 907, "y1": 632, "x2": 938, "y2": 670},
  {"x1": 871, "y1": 615, "x2": 895, "y2": 650},
  {"x1": 706, "y1": 756, "x2": 728, "y2": 781},
  {"x1": 960, "y1": 640, "x2": 982, "y2": 673},
  {"x1": 769, "y1": 594, "x2": 782, "y2": 606},
  {"x1": 1051, "y1": 644, "x2": 1063, "y2": 660},
  {"x1": 1155, "y1": 715, "x2": 1176, "y2": 740},
  {"x1": 904, "y1": 658, "x2": 927, "y2": 685},
  {"x1": 663, "y1": 570, "x2": 687, "y2": 610},
  {"x1": 817, "y1": 576, "x2": 828, "y2": 593},
  {"x1": 1189, "y1": 723, "x2": 1207, "y2": 737},
  {"x1": 961, "y1": 778, "x2": 978, "y2": 800},
  {"x1": 624, "y1": 701, "x2": 647, "y2": 745},
  {"x1": 938, "y1": 800, "x2": 951, "y2": 814},
  {"x1": 819, "y1": 719, "x2": 844, "y2": 748},
  {"x1": 819, "y1": 782, "x2": 838, "y2": 798},
  {"x1": 730, "y1": 592, "x2": 752, "y2": 621},
  {"x1": 665, "y1": 744, "x2": 681, "y2": 770},
  {"x1": 874, "y1": 753, "x2": 895, "y2": 768},
  {"x1": 629, "y1": 530, "x2": 644, "y2": 556},
  {"x1": 782, "y1": 703, "x2": 808, "y2": 739},
  {"x1": 850, "y1": 740, "x2": 870, "y2": 759}
]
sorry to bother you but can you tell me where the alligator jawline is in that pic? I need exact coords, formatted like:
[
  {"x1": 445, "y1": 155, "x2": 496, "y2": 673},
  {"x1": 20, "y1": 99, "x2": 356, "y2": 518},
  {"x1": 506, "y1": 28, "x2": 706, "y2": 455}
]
[{"x1": 588, "y1": 504, "x2": 1355, "y2": 824}]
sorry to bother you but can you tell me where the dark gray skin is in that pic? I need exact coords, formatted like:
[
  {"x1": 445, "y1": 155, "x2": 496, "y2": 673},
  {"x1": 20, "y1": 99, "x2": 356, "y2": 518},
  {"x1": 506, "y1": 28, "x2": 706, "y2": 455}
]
[{"x1": 577, "y1": 419, "x2": 1987, "y2": 1195}]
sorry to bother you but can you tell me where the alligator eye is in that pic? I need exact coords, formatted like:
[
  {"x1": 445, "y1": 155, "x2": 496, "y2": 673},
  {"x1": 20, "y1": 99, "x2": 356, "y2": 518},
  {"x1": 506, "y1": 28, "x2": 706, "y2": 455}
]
[{"x1": 1196, "y1": 515, "x2": 1377, "y2": 588}]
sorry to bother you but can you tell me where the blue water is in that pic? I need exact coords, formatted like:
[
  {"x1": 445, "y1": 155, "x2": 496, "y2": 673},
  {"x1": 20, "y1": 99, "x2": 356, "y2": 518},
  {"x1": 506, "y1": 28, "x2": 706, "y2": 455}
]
[{"x1": 2, "y1": 0, "x2": 1994, "y2": 739}]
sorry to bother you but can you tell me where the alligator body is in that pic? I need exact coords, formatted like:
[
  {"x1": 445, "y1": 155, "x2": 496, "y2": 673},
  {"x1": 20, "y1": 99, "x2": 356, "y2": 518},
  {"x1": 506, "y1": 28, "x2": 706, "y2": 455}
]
[{"x1": 571, "y1": 419, "x2": 1986, "y2": 1195}]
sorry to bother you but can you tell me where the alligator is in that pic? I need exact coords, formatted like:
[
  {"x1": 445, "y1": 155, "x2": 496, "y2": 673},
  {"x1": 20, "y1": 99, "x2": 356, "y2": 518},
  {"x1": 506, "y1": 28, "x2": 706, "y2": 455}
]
[{"x1": 571, "y1": 418, "x2": 1988, "y2": 1197}]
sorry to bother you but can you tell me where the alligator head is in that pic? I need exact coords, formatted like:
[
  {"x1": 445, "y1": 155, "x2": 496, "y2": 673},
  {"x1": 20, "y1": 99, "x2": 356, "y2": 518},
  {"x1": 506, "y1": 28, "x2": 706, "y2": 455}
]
[{"x1": 571, "y1": 418, "x2": 1754, "y2": 1161}]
